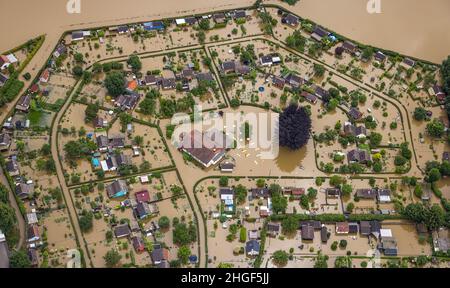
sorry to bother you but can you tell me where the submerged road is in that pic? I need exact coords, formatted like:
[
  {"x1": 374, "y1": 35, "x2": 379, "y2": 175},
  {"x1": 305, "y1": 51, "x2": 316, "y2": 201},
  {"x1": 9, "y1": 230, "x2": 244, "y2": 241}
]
[{"x1": 50, "y1": 81, "x2": 92, "y2": 267}]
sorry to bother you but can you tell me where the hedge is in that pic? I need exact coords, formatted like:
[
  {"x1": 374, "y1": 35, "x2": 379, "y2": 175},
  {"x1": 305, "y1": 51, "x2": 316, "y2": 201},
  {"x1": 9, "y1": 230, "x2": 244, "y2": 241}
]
[{"x1": 269, "y1": 213, "x2": 404, "y2": 223}]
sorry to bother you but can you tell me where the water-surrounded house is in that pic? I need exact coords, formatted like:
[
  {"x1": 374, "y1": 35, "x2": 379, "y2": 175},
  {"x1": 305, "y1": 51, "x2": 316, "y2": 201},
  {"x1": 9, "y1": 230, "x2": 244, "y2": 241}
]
[
  {"x1": 179, "y1": 129, "x2": 228, "y2": 168},
  {"x1": 106, "y1": 180, "x2": 128, "y2": 198}
]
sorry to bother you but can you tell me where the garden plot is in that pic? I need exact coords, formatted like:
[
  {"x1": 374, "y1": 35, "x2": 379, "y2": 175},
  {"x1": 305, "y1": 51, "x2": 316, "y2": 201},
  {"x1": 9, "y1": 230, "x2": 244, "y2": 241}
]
[
  {"x1": 41, "y1": 209, "x2": 78, "y2": 267},
  {"x1": 43, "y1": 73, "x2": 77, "y2": 105},
  {"x1": 28, "y1": 109, "x2": 55, "y2": 129},
  {"x1": 79, "y1": 82, "x2": 115, "y2": 110},
  {"x1": 382, "y1": 223, "x2": 432, "y2": 256}
]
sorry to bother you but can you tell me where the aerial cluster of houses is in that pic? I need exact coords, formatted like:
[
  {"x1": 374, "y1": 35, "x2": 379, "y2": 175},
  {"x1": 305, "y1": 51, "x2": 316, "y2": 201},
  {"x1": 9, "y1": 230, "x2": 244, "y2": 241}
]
[
  {"x1": 298, "y1": 220, "x2": 398, "y2": 256},
  {"x1": 70, "y1": 9, "x2": 251, "y2": 45},
  {"x1": 2, "y1": 42, "x2": 66, "y2": 135},
  {"x1": 105, "y1": 182, "x2": 171, "y2": 267},
  {"x1": 429, "y1": 84, "x2": 448, "y2": 104},
  {"x1": 0, "y1": 133, "x2": 40, "y2": 266},
  {"x1": 356, "y1": 188, "x2": 392, "y2": 204},
  {"x1": 0, "y1": 132, "x2": 36, "y2": 201},
  {"x1": 143, "y1": 65, "x2": 216, "y2": 92},
  {"x1": 221, "y1": 60, "x2": 251, "y2": 76},
  {"x1": 91, "y1": 131, "x2": 141, "y2": 175},
  {"x1": 103, "y1": 63, "x2": 216, "y2": 113}
]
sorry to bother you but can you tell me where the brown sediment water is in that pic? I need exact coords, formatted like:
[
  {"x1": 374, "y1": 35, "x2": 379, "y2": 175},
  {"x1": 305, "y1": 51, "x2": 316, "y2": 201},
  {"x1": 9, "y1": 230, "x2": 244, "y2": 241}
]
[
  {"x1": 275, "y1": 0, "x2": 450, "y2": 64},
  {"x1": 1, "y1": 0, "x2": 449, "y2": 64}
]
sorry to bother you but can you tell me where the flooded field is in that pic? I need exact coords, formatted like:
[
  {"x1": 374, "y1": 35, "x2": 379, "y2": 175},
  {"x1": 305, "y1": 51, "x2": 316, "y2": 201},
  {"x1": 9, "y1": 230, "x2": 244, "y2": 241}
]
[{"x1": 2, "y1": 0, "x2": 450, "y2": 64}]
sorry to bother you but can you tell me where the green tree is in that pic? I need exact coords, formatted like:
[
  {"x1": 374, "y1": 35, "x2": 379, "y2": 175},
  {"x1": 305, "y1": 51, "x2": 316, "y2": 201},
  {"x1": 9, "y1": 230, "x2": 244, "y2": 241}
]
[
  {"x1": 84, "y1": 102, "x2": 99, "y2": 123},
  {"x1": 330, "y1": 175, "x2": 344, "y2": 187},
  {"x1": 426, "y1": 119, "x2": 445, "y2": 138},
  {"x1": 177, "y1": 246, "x2": 191, "y2": 265},
  {"x1": 64, "y1": 141, "x2": 84, "y2": 159},
  {"x1": 314, "y1": 252, "x2": 329, "y2": 268},
  {"x1": 307, "y1": 187, "x2": 318, "y2": 200},
  {"x1": 339, "y1": 239, "x2": 348, "y2": 249},
  {"x1": 82, "y1": 71, "x2": 92, "y2": 83},
  {"x1": 93, "y1": 63, "x2": 103, "y2": 74},
  {"x1": 425, "y1": 204, "x2": 445, "y2": 231},
  {"x1": 369, "y1": 132, "x2": 383, "y2": 147},
  {"x1": 127, "y1": 54, "x2": 142, "y2": 73},
  {"x1": 256, "y1": 178, "x2": 266, "y2": 188},
  {"x1": 313, "y1": 64, "x2": 325, "y2": 77},
  {"x1": 9, "y1": 250, "x2": 31, "y2": 268},
  {"x1": 281, "y1": 215, "x2": 298, "y2": 235},
  {"x1": 341, "y1": 184, "x2": 353, "y2": 197},
  {"x1": 426, "y1": 168, "x2": 441, "y2": 183},
  {"x1": 235, "y1": 184, "x2": 247, "y2": 205},
  {"x1": 272, "y1": 250, "x2": 289, "y2": 267},
  {"x1": 105, "y1": 231, "x2": 113, "y2": 242},
  {"x1": 361, "y1": 47, "x2": 374, "y2": 61},
  {"x1": 40, "y1": 144, "x2": 51, "y2": 156},
  {"x1": 72, "y1": 66, "x2": 83, "y2": 77},
  {"x1": 74, "y1": 53, "x2": 84, "y2": 63},
  {"x1": 105, "y1": 71, "x2": 126, "y2": 97},
  {"x1": 198, "y1": 19, "x2": 210, "y2": 30},
  {"x1": 334, "y1": 256, "x2": 352, "y2": 268},
  {"x1": 79, "y1": 210, "x2": 93, "y2": 232},
  {"x1": 327, "y1": 98, "x2": 338, "y2": 111},
  {"x1": 300, "y1": 194, "x2": 309, "y2": 210},
  {"x1": 104, "y1": 249, "x2": 122, "y2": 268},
  {"x1": 346, "y1": 202, "x2": 355, "y2": 213},
  {"x1": 139, "y1": 96, "x2": 156, "y2": 115},
  {"x1": 173, "y1": 223, "x2": 197, "y2": 246},
  {"x1": 270, "y1": 184, "x2": 287, "y2": 214},
  {"x1": 0, "y1": 184, "x2": 9, "y2": 203},
  {"x1": 394, "y1": 156, "x2": 408, "y2": 166},
  {"x1": 0, "y1": 202, "x2": 16, "y2": 236},
  {"x1": 219, "y1": 176, "x2": 229, "y2": 187},
  {"x1": 413, "y1": 107, "x2": 428, "y2": 121},
  {"x1": 414, "y1": 185, "x2": 423, "y2": 198},
  {"x1": 158, "y1": 216, "x2": 170, "y2": 230}
]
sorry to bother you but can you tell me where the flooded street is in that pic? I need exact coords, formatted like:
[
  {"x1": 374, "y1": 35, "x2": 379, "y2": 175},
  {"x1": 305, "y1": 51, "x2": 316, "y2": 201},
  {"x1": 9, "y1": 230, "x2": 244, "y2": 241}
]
[{"x1": 1, "y1": 0, "x2": 449, "y2": 63}]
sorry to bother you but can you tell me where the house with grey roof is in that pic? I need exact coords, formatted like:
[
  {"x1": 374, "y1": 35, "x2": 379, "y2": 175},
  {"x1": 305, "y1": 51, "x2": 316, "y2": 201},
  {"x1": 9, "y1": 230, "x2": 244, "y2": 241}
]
[{"x1": 0, "y1": 133, "x2": 12, "y2": 151}]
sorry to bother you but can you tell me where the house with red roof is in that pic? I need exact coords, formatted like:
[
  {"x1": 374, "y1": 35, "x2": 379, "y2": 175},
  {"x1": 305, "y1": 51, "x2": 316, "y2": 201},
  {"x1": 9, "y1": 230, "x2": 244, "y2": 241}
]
[
  {"x1": 135, "y1": 190, "x2": 150, "y2": 203},
  {"x1": 336, "y1": 222, "x2": 350, "y2": 235},
  {"x1": 127, "y1": 80, "x2": 138, "y2": 91},
  {"x1": 40, "y1": 69, "x2": 51, "y2": 83}
]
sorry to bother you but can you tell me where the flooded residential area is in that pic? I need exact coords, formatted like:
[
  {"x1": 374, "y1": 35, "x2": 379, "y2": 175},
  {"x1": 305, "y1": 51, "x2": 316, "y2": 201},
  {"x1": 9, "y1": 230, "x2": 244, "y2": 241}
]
[{"x1": 0, "y1": 0, "x2": 449, "y2": 273}]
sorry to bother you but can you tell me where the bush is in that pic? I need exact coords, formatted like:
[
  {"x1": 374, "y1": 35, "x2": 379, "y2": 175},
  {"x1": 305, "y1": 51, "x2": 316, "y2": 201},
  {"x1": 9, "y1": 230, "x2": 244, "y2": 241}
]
[
  {"x1": 158, "y1": 216, "x2": 170, "y2": 229},
  {"x1": 272, "y1": 250, "x2": 289, "y2": 267},
  {"x1": 331, "y1": 241, "x2": 338, "y2": 251},
  {"x1": 23, "y1": 73, "x2": 31, "y2": 80},
  {"x1": 219, "y1": 176, "x2": 229, "y2": 187}
]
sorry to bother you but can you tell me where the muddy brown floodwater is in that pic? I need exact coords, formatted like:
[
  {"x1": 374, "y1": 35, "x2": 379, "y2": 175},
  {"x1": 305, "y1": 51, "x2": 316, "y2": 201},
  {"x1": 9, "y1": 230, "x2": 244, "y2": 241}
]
[{"x1": 1, "y1": 0, "x2": 450, "y2": 64}]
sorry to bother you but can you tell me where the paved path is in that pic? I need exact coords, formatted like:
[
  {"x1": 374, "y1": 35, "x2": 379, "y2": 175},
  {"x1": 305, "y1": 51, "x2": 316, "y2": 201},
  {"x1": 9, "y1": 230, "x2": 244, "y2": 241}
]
[{"x1": 0, "y1": 167, "x2": 25, "y2": 250}]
